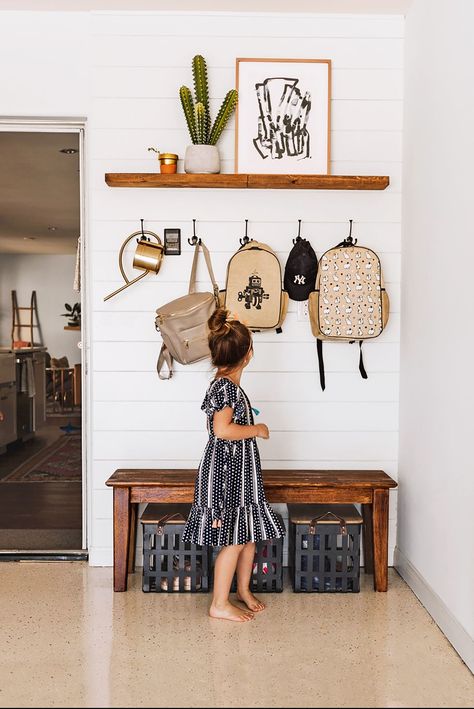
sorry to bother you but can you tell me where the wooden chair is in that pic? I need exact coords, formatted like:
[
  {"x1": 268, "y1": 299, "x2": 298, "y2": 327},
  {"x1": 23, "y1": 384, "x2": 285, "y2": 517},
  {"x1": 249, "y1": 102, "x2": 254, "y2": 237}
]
[{"x1": 46, "y1": 358, "x2": 81, "y2": 411}]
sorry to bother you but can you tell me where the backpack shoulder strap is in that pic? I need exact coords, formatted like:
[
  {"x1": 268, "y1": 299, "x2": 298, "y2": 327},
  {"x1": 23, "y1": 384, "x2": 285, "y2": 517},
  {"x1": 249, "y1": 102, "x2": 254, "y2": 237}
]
[
  {"x1": 358, "y1": 341, "x2": 368, "y2": 379},
  {"x1": 316, "y1": 339, "x2": 325, "y2": 391},
  {"x1": 157, "y1": 343, "x2": 173, "y2": 380},
  {"x1": 188, "y1": 241, "x2": 219, "y2": 299}
]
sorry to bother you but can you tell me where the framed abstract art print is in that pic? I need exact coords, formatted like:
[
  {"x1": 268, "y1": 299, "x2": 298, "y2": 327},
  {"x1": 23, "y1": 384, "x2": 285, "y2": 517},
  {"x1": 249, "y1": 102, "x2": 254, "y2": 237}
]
[{"x1": 235, "y1": 58, "x2": 331, "y2": 174}]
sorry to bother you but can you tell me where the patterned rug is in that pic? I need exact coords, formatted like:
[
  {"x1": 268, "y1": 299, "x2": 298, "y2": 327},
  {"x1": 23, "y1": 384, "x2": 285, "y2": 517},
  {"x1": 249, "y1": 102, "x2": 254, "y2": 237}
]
[{"x1": 2, "y1": 434, "x2": 82, "y2": 483}]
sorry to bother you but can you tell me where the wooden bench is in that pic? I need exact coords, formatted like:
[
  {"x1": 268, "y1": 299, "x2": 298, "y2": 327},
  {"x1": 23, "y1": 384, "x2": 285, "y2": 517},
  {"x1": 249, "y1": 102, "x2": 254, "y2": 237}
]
[{"x1": 105, "y1": 469, "x2": 397, "y2": 593}]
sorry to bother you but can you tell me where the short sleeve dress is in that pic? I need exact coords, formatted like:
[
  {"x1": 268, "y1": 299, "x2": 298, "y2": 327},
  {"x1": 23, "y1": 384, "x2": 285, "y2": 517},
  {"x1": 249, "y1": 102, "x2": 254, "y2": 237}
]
[{"x1": 182, "y1": 377, "x2": 285, "y2": 547}]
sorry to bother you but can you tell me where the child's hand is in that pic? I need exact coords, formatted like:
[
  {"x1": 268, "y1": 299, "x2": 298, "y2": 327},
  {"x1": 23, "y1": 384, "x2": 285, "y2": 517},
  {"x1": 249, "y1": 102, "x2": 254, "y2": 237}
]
[{"x1": 256, "y1": 423, "x2": 270, "y2": 439}]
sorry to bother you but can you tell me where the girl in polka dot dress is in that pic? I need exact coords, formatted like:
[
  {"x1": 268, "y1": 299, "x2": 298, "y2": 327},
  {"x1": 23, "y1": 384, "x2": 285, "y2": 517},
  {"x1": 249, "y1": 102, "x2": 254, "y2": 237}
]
[{"x1": 183, "y1": 307, "x2": 285, "y2": 622}]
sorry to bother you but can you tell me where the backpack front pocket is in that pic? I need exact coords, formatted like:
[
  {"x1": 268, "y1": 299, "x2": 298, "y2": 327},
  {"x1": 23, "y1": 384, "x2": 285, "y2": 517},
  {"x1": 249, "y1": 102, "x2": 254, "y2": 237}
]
[{"x1": 179, "y1": 323, "x2": 209, "y2": 364}]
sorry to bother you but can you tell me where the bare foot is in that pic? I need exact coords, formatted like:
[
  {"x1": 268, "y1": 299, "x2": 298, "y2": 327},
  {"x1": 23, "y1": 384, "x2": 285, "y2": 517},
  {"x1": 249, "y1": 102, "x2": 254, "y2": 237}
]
[
  {"x1": 236, "y1": 590, "x2": 266, "y2": 612},
  {"x1": 209, "y1": 601, "x2": 255, "y2": 622}
]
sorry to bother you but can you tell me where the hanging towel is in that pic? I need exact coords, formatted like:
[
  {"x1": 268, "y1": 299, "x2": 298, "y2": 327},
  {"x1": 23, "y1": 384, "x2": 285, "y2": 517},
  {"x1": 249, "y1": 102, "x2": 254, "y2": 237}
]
[
  {"x1": 73, "y1": 237, "x2": 81, "y2": 293},
  {"x1": 19, "y1": 357, "x2": 36, "y2": 398}
]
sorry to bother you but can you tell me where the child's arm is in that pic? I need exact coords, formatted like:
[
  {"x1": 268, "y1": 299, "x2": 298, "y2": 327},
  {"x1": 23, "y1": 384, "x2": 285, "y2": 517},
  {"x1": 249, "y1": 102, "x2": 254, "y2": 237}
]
[{"x1": 213, "y1": 407, "x2": 269, "y2": 440}]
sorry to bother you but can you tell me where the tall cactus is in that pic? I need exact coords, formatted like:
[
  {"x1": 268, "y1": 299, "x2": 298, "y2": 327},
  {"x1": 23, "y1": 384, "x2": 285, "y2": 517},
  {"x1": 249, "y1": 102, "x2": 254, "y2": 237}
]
[
  {"x1": 209, "y1": 90, "x2": 238, "y2": 146},
  {"x1": 179, "y1": 85, "x2": 198, "y2": 145},
  {"x1": 179, "y1": 55, "x2": 238, "y2": 146},
  {"x1": 192, "y1": 55, "x2": 210, "y2": 143},
  {"x1": 195, "y1": 102, "x2": 206, "y2": 145}
]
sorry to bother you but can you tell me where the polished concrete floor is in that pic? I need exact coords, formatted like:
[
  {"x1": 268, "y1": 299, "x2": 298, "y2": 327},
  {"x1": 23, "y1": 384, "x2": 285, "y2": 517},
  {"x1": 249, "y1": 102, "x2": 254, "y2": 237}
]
[{"x1": 0, "y1": 564, "x2": 472, "y2": 708}]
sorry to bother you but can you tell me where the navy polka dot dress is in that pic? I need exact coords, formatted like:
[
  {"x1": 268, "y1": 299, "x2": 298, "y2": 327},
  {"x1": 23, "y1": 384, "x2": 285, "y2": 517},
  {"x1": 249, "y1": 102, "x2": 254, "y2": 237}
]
[{"x1": 182, "y1": 377, "x2": 285, "y2": 547}]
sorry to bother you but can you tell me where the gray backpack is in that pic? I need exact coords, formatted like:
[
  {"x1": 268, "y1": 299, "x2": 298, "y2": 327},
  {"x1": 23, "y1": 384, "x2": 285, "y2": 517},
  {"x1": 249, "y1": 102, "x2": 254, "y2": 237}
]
[{"x1": 155, "y1": 241, "x2": 219, "y2": 379}]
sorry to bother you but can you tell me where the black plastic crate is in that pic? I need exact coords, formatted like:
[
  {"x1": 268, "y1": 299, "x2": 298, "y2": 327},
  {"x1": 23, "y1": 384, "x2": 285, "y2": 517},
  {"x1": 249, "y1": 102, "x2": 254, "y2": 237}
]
[
  {"x1": 288, "y1": 504, "x2": 362, "y2": 593},
  {"x1": 141, "y1": 503, "x2": 210, "y2": 593},
  {"x1": 211, "y1": 514, "x2": 284, "y2": 593}
]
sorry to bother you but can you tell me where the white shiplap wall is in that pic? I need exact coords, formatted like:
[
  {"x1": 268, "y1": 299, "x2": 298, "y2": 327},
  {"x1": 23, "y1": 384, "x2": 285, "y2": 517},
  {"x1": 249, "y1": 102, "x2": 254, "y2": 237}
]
[{"x1": 88, "y1": 11, "x2": 403, "y2": 565}]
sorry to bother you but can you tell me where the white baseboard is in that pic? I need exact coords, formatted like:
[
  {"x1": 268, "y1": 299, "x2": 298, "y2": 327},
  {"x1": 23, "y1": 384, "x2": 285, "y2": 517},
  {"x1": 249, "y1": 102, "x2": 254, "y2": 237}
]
[
  {"x1": 395, "y1": 546, "x2": 474, "y2": 673},
  {"x1": 88, "y1": 546, "x2": 113, "y2": 567}
]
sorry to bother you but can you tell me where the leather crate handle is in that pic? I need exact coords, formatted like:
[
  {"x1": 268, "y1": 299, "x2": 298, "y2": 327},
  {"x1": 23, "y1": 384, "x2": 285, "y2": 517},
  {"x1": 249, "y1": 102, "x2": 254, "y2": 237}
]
[
  {"x1": 155, "y1": 513, "x2": 185, "y2": 535},
  {"x1": 309, "y1": 511, "x2": 348, "y2": 536}
]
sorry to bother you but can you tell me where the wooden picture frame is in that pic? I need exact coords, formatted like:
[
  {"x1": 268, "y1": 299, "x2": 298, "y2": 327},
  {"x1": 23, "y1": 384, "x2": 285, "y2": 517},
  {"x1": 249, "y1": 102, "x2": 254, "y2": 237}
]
[{"x1": 235, "y1": 58, "x2": 331, "y2": 174}]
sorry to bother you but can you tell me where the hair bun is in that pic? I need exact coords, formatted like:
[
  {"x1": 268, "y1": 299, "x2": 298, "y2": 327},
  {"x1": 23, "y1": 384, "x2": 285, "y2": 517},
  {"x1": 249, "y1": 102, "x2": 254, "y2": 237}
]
[
  {"x1": 208, "y1": 307, "x2": 231, "y2": 336},
  {"x1": 207, "y1": 307, "x2": 252, "y2": 371}
]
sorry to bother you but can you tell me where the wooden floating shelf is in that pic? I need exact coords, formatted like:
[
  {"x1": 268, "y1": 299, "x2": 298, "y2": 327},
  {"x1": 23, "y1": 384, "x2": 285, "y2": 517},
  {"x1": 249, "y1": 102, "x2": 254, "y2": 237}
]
[
  {"x1": 105, "y1": 173, "x2": 389, "y2": 190},
  {"x1": 64, "y1": 326, "x2": 81, "y2": 331}
]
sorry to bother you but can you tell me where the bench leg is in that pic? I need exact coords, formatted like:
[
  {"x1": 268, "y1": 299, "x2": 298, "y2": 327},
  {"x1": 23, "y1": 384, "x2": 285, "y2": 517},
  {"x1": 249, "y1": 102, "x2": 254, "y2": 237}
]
[
  {"x1": 113, "y1": 487, "x2": 131, "y2": 592},
  {"x1": 362, "y1": 503, "x2": 374, "y2": 575},
  {"x1": 373, "y1": 488, "x2": 389, "y2": 592},
  {"x1": 128, "y1": 503, "x2": 138, "y2": 574}
]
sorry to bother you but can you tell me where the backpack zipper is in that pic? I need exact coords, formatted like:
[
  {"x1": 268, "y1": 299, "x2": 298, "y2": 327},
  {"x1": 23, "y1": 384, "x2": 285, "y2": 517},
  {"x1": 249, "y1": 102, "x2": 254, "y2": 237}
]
[{"x1": 184, "y1": 334, "x2": 207, "y2": 349}]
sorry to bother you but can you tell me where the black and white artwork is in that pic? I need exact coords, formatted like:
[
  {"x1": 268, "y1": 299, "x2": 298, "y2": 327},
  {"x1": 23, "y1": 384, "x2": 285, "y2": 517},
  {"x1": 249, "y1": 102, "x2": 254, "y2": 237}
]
[
  {"x1": 253, "y1": 77, "x2": 312, "y2": 161},
  {"x1": 236, "y1": 59, "x2": 331, "y2": 174}
]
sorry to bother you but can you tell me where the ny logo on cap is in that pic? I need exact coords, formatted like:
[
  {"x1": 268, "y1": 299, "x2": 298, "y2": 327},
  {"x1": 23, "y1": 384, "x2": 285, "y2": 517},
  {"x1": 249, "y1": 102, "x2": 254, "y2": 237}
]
[{"x1": 294, "y1": 274, "x2": 306, "y2": 285}]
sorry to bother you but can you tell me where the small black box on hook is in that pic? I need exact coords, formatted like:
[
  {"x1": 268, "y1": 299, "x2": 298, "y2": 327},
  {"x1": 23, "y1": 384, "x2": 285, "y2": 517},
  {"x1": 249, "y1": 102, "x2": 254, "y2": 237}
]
[{"x1": 164, "y1": 228, "x2": 181, "y2": 255}]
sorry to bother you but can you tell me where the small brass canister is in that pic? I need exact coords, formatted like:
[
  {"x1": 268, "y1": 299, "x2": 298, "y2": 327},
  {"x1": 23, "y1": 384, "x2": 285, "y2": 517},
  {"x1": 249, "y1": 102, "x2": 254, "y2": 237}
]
[
  {"x1": 158, "y1": 152, "x2": 178, "y2": 174},
  {"x1": 148, "y1": 147, "x2": 178, "y2": 174}
]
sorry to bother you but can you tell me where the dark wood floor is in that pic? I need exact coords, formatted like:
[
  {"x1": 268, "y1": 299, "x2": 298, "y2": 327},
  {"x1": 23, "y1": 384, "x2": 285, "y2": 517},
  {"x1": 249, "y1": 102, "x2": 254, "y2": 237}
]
[
  {"x1": 0, "y1": 483, "x2": 82, "y2": 528},
  {"x1": 0, "y1": 415, "x2": 82, "y2": 550}
]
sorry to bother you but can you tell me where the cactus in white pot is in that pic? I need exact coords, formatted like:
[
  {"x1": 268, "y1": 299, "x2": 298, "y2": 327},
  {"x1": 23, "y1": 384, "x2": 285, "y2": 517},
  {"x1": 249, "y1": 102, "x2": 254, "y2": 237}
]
[{"x1": 179, "y1": 55, "x2": 238, "y2": 174}]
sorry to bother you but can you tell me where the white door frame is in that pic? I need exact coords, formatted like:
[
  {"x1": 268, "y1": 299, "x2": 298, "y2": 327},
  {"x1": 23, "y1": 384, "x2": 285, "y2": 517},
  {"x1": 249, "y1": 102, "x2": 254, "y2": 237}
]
[{"x1": 0, "y1": 117, "x2": 89, "y2": 551}]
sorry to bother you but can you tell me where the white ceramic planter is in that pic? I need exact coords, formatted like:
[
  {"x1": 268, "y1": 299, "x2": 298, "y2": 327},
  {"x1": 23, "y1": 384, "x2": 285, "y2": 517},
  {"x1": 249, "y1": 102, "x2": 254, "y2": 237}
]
[{"x1": 184, "y1": 144, "x2": 220, "y2": 174}]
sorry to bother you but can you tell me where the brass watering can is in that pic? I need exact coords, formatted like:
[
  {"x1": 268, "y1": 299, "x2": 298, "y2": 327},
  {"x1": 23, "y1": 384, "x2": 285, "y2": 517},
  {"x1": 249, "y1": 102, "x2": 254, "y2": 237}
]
[{"x1": 104, "y1": 224, "x2": 164, "y2": 301}]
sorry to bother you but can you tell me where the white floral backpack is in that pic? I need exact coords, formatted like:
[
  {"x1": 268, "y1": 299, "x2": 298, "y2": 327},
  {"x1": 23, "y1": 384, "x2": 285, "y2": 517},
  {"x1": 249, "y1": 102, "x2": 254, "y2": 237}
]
[{"x1": 308, "y1": 226, "x2": 390, "y2": 390}]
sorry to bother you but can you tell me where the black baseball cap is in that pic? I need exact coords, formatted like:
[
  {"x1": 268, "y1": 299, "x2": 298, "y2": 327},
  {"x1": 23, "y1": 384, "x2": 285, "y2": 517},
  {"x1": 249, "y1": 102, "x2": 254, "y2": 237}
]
[{"x1": 284, "y1": 238, "x2": 318, "y2": 301}]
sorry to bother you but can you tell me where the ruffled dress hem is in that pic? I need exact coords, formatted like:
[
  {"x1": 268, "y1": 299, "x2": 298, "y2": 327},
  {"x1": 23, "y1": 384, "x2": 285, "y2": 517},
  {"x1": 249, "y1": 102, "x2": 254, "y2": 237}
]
[{"x1": 182, "y1": 501, "x2": 285, "y2": 547}]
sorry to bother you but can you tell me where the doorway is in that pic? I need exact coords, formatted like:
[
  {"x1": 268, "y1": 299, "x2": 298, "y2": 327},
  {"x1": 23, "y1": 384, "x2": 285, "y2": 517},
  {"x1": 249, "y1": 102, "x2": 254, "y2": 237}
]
[{"x1": 0, "y1": 121, "x2": 87, "y2": 557}]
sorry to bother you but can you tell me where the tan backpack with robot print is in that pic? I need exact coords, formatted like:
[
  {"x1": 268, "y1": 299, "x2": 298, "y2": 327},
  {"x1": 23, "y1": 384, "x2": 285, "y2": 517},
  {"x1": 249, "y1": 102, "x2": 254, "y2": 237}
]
[{"x1": 220, "y1": 240, "x2": 288, "y2": 332}]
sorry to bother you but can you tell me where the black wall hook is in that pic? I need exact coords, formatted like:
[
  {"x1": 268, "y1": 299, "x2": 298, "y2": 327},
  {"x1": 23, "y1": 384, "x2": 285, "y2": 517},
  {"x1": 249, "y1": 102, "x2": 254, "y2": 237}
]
[
  {"x1": 338, "y1": 219, "x2": 358, "y2": 248},
  {"x1": 137, "y1": 218, "x2": 149, "y2": 243},
  {"x1": 240, "y1": 219, "x2": 251, "y2": 246},
  {"x1": 346, "y1": 219, "x2": 357, "y2": 245},
  {"x1": 293, "y1": 219, "x2": 302, "y2": 245},
  {"x1": 188, "y1": 219, "x2": 201, "y2": 246}
]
